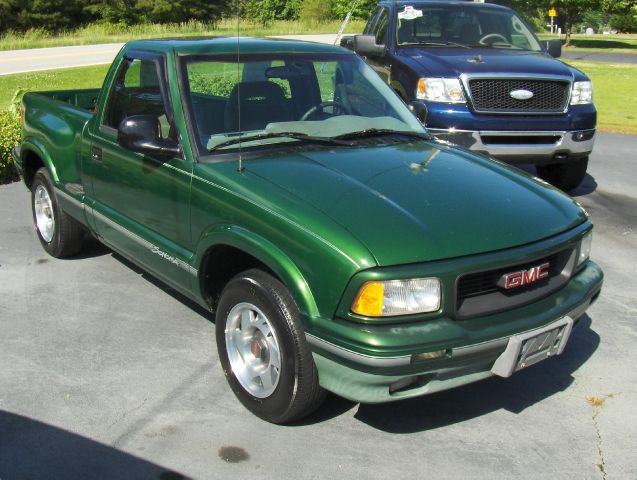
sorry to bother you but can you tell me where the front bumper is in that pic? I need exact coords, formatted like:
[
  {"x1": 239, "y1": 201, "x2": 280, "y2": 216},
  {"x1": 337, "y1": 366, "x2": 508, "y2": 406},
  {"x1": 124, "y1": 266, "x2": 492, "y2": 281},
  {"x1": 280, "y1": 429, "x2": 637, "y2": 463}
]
[
  {"x1": 428, "y1": 128, "x2": 595, "y2": 164},
  {"x1": 308, "y1": 260, "x2": 603, "y2": 403}
]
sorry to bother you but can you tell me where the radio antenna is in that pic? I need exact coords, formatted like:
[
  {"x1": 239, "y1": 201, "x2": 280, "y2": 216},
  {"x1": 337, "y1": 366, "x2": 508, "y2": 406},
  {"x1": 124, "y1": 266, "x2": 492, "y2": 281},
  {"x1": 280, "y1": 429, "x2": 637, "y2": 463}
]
[
  {"x1": 334, "y1": 0, "x2": 360, "y2": 45},
  {"x1": 236, "y1": 0, "x2": 244, "y2": 172}
]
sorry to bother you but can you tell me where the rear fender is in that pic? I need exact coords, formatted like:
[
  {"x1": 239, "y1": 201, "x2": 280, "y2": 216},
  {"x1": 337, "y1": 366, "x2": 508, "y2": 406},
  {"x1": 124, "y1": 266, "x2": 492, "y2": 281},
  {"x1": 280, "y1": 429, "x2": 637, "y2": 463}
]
[{"x1": 19, "y1": 137, "x2": 59, "y2": 186}]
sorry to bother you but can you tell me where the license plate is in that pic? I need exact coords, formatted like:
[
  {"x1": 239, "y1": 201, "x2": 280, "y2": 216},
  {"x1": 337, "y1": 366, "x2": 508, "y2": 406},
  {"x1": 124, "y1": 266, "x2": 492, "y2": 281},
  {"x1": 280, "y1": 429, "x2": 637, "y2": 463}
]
[{"x1": 491, "y1": 316, "x2": 574, "y2": 378}]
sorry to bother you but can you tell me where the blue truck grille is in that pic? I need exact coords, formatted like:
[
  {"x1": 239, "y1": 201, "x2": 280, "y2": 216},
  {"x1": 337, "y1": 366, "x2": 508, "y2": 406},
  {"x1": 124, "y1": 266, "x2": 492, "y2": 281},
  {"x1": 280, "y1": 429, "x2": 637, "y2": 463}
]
[{"x1": 467, "y1": 78, "x2": 571, "y2": 114}]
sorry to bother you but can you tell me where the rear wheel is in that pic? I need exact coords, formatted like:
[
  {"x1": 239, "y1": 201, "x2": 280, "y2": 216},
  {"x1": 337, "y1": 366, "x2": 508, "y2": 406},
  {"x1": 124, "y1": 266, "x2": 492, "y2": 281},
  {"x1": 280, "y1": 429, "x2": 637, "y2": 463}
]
[
  {"x1": 31, "y1": 167, "x2": 84, "y2": 258},
  {"x1": 216, "y1": 269, "x2": 325, "y2": 424},
  {"x1": 536, "y1": 157, "x2": 588, "y2": 192}
]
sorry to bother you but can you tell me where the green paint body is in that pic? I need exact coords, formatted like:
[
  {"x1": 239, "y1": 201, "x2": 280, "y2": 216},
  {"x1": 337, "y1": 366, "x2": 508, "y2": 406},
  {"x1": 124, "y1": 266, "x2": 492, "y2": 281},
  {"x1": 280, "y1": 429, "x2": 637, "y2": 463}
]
[{"x1": 14, "y1": 38, "x2": 603, "y2": 403}]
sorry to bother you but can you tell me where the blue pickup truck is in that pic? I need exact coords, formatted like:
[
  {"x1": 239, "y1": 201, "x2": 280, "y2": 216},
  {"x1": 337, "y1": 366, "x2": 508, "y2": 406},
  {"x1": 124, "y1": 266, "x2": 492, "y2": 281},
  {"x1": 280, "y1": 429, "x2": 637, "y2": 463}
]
[{"x1": 342, "y1": 0, "x2": 596, "y2": 191}]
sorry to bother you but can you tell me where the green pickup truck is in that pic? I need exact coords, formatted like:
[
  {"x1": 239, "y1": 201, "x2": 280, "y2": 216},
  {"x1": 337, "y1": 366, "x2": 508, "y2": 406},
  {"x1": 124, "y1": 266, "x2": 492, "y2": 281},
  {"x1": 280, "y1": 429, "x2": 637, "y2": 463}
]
[{"x1": 13, "y1": 38, "x2": 603, "y2": 424}]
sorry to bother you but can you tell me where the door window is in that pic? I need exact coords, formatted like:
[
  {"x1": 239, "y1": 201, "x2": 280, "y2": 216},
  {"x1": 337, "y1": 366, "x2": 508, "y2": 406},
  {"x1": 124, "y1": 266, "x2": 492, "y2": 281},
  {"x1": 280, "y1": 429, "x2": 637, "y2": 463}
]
[
  {"x1": 103, "y1": 57, "x2": 172, "y2": 138},
  {"x1": 373, "y1": 8, "x2": 390, "y2": 45}
]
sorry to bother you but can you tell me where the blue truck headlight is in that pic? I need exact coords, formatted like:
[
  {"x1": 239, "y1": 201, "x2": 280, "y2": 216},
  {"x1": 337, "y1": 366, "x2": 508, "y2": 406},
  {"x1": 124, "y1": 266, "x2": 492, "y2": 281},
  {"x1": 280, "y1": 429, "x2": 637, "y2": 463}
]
[
  {"x1": 571, "y1": 81, "x2": 593, "y2": 105},
  {"x1": 578, "y1": 231, "x2": 593, "y2": 267},
  {"x1": 416, "y1": 78, "x2": 466, "y2": 103}
]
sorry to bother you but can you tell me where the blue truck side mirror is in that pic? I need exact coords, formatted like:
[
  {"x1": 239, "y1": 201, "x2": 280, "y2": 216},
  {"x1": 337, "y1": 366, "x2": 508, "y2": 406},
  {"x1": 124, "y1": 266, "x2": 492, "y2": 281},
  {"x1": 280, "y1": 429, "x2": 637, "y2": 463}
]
[
  {"x1": 545, "y1": 39, "x2": 562, "y2": 58},
  {"x1": 353, "y1": 34, "x2": 387, "y2": 58}
]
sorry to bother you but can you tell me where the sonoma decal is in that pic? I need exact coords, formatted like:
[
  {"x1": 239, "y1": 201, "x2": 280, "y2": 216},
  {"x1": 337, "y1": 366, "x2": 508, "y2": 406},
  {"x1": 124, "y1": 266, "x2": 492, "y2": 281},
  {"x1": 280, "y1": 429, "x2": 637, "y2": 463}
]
[
  {"x1": 498, "y1": 262, "x2": 550, "y2": 290},
  {"x1": 151, "y1": 245, "x2": 182, "y2": 266}
]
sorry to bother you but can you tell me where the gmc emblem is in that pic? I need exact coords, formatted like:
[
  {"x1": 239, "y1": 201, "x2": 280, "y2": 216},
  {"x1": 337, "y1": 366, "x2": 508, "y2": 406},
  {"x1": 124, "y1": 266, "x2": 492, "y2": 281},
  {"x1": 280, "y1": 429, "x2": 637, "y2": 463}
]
[{"x1": 498, "y1": 262, "x2": 550, "y2": 290}]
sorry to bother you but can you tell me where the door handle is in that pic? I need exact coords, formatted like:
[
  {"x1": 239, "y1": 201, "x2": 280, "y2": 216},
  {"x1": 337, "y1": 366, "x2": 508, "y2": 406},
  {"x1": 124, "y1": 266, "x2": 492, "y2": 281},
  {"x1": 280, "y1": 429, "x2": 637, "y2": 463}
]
[{"x1": 91, "y1": 146, "x2": 102, "y2": 162}]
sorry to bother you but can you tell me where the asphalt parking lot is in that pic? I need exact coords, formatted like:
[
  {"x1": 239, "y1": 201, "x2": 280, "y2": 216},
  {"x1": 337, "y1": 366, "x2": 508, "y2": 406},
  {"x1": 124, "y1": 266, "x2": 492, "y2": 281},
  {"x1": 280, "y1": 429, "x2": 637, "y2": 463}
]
[{"x1": 1, "y1": 132, "x2": 636, "y2": 479}]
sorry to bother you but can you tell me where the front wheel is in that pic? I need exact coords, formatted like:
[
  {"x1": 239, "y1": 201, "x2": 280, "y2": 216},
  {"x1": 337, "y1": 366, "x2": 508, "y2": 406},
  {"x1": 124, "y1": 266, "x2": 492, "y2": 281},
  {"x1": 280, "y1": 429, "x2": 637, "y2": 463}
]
[
  {"x1": 31, "y1": 167, "x2": 84, "y2": 258},
  {"x1": 536, "y1": 157, "x2": 588, "y2": 192},
  {"x1": 215, "y1": 269, "x2": 325, "y2": 424}
]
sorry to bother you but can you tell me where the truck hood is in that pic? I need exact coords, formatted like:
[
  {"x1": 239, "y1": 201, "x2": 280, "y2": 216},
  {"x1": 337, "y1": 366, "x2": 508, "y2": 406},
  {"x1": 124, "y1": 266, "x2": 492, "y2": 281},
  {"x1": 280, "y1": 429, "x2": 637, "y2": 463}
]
[
  {"x1": 397, "y1": 47, "x2": 577, "y2": 79},
  {"x1": 246, "y1": 141, "x2": 587, "y2": 266}
]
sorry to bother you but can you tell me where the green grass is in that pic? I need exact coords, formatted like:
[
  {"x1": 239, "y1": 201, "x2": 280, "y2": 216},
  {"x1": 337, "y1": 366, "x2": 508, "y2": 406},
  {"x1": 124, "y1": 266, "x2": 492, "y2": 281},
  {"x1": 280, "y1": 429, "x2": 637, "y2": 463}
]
[
  {"x1": 538, "y1": 33, "x2": 637, "y2": 54},
  {"x1": 1, "y1": 59, "x2": 634, "y2": 135},
  {"x1": 565, "y1": 60, "x2": 637, "y2": 134},
  {"x1": 0, "y1": 19, "x2": 365, "y2": 51},
  {"x1": 0, "y1": 65, "x2": 109, "y2": 108}
]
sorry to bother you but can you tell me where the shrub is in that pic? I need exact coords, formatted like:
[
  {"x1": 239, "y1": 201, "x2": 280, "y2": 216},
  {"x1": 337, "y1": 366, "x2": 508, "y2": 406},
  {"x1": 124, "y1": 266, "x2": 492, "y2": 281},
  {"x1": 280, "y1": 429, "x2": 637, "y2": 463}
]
[
  {"x1": 330, "y1": 0, "x2": 376, "y2": 20},
  {"x1": 243, "y1": 0, "x2": 303, "y2": 25},
  {"x1": 0, "y1": 109, "x2": 21, "y2": 184},
  {"x1": 189, "y1": 73, "x2": 237, "y2": 97},
  {"x1": 610, "y1": 13, "x2": 637, "y2": 33},
  {"x1": 300, "y1": 0, "x2": 334, "y2": 23}
]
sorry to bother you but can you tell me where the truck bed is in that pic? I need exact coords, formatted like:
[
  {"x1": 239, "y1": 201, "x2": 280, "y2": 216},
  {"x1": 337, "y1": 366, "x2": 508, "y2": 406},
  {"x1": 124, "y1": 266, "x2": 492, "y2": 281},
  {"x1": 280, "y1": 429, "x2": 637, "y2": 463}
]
[
  {"x1": 30, "y1": 88, "x2": 102, "y2": 113},
  {"x1": 19, "y1": 89, "x2": 101, "y2": 198}
]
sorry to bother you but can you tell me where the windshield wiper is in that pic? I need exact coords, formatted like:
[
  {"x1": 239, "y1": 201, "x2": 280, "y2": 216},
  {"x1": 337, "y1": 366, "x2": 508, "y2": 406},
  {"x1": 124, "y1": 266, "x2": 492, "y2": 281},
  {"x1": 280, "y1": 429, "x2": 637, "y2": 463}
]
[
  {"x1": 400, "y1": 40, "x2": 471, "y2": 49},
  {"x1": 208, "y1": 131, "x2": 353, "y2": 152},
  {"x1": 335, "y1": 129, "x2": 431, "y2": 141}
]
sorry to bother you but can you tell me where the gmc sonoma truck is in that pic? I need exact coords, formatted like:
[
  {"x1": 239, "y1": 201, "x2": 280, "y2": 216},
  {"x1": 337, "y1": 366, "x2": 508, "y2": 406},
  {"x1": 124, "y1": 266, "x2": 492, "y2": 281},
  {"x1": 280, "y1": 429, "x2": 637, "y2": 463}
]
[
  {"x1": 343, "y1": 1, "x2": 596, "y2": 191},
  {"x1": 13, "y1": 38, "x2": 603, "y2": 424}
]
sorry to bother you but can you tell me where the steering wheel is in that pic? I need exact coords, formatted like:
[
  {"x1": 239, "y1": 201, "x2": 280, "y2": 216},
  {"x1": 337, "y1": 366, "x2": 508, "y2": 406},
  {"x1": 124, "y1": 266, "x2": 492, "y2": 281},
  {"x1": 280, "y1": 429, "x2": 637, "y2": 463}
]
[
  {"x1": 300, "y1": 100, "x2": 349, "y2": 121},
  {"x1": 479, "y1": 33, "x2": 509, "y2": 46}
]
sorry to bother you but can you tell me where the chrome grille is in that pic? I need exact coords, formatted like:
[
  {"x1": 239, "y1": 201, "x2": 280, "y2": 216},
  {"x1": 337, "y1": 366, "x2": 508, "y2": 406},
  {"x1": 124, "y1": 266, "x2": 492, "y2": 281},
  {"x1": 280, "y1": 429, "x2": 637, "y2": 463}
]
[{"x1": 467, "y1": 78, "x2": 571, "y2": 114}]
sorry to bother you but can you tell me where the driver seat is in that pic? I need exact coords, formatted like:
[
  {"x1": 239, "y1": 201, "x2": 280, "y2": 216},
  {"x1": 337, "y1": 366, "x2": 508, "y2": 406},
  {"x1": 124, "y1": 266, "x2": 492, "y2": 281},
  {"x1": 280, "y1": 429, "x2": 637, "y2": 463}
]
[{"x1": 224, "y1": 81, "x2": 292, "y2": 132}]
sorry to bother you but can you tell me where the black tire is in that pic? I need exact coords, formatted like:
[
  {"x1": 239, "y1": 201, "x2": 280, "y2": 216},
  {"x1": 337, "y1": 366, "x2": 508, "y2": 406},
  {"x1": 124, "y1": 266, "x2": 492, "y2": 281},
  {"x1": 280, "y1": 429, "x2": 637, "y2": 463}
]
[
  {"x1": 536, "y1": 157, "x2": 588, "y2": 192},
  {"x1": 215, "y1": 269, "x2": 325, "y2": 424},
  {"x1": 31, "y1": 167, "x2": 84, "y2": 258}
]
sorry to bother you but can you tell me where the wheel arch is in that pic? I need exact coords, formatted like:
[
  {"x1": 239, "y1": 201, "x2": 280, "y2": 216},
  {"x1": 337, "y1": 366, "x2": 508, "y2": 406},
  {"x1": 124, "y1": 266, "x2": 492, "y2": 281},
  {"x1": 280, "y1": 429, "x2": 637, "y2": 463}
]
[
  {"x1": 20, "y1": 138, "x2": 59, "y2": 188},
  {"x1": 194, "y1": 225, "x2": 319, "y2": 319}
]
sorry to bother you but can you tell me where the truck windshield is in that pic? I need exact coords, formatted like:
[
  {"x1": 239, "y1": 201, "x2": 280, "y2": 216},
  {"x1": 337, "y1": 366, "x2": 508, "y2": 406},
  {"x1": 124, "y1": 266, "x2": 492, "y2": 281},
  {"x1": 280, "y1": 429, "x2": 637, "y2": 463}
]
[
  {"x1": 180, "y1": 53, "x2": 427, "y2": 154},
  {"x1": 396, "y1": 5, "x2": 542, "y2": 51}
]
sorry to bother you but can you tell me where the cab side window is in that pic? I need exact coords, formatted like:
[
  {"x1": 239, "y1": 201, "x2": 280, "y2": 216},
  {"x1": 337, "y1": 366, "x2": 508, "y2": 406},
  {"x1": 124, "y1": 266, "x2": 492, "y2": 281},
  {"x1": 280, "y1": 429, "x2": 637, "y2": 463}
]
[
  {"x1": 364, "y1": 7, "x2": 383, "y2": 35},
  {"x1": 104, "y1": 57, "x2": 171, "y2": 138},
  {"x1": 373, "y1": 8, "x2": 390, "y2": 45}
]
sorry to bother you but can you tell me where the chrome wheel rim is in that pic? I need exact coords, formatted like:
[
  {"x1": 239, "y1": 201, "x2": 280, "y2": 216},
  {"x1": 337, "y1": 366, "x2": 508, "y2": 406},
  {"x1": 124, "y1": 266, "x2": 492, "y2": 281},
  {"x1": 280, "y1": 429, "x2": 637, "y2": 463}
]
[
  {"x1": 225, "y1": 302, "x2": 281, "y2": 398},
  {"x1": 34, "y1": 185, "x2": 55, "y2": 243}
]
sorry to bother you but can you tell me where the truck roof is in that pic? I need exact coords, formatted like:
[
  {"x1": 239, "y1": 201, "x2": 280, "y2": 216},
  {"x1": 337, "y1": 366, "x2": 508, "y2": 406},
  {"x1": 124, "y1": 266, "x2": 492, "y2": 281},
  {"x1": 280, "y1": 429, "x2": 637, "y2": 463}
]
[
  {"x1": 379, "y1": 1, "x2": 509, "y2": 12},
  {"x1": 124, "y1": 37, "x2": 351, "y2": 56}
]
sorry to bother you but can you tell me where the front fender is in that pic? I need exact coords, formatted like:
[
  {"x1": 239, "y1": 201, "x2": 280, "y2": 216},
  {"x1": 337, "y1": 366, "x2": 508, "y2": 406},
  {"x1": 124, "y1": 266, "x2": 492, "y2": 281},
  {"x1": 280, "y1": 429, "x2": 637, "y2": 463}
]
[{"x1": 193, "y1": 224, "x2": 320, "y2": 319}]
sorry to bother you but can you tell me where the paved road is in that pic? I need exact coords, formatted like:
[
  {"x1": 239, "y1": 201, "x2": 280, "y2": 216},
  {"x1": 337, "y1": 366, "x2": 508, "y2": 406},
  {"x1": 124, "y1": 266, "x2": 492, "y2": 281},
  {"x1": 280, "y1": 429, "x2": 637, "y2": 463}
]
[
  {"x1": 0, "y1": 36, "x2": 336, "y2": 76},
  {"x1": 1, "y1": 133, "x2": 636, "y2": 479},
  {"x1": 0, "y1": 43, "x2": 124, "y2": 75},
  {"x1": 2, "y1": 35, "x2": 633, "y2": 76},
  {"x1": 561, "y1": 50, "x2": 637, "y2": 63}
]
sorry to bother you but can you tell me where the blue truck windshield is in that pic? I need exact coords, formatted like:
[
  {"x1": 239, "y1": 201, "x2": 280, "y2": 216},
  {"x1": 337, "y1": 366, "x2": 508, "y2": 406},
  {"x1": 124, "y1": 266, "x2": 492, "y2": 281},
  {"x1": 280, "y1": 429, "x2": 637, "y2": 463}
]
[{"x1": 396, "y1": 4, "x2": 542, "y2": 51}]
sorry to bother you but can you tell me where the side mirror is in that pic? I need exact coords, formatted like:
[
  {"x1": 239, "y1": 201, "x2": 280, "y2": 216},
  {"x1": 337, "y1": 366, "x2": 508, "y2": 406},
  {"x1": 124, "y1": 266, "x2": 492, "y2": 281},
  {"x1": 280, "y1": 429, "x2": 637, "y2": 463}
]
[
  {"x1": 117, "y1": 115, "x2": 181, "y2": 159},
  {"x1": 545, "y1": 39, "x2": 562, "y2": 58},
  {"x1": 353, "y1": 34, "x2": 386, "y2": 58},
  {"x1": 409, "y1": 101, "x2": 428, "y2": 125}
]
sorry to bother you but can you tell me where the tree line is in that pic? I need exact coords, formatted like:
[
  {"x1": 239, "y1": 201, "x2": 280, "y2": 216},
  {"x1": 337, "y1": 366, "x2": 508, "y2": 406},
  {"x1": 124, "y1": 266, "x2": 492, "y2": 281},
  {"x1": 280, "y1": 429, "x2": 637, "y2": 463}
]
[
  {"x1": 498, "y1": 0, "x2": 637, "y2": 34},
  {"x1": 0, "y1": 0, "x2": 378, "y2": 33},
  {"x1": 0, "y1": 0, "x2": 635, "y2": 35}
]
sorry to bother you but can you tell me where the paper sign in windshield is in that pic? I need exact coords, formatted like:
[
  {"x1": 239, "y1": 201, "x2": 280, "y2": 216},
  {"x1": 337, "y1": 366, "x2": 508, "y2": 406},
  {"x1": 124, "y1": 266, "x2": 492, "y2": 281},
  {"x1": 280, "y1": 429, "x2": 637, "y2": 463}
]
[{"x1": 398, "y1": 6, "x2": 423, "y2": 20}]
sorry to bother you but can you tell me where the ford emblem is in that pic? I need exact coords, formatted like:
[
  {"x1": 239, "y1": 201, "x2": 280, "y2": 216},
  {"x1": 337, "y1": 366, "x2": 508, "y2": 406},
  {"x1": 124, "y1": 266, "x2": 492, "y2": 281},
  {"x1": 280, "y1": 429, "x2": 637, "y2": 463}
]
[{"x1": 510, "y1": 89, "x2": 534, "y2": 100}]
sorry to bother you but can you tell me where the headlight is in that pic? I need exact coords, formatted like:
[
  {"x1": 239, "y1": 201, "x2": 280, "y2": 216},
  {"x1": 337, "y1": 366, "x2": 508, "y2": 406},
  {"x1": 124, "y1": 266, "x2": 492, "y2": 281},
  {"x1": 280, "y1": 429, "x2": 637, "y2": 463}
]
[
  {"x1": 416, "y1": 78, "x2": 466, "y2": 103},
  {"x1": 352, "y1": 278, "x2": 441, "y2": 317},
  {"x1": 571, "y1": 81, "x2": 593, "y2": 105},
  {"x1": 578, "y1": 231, "x2": 593, "y2": 267}
]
